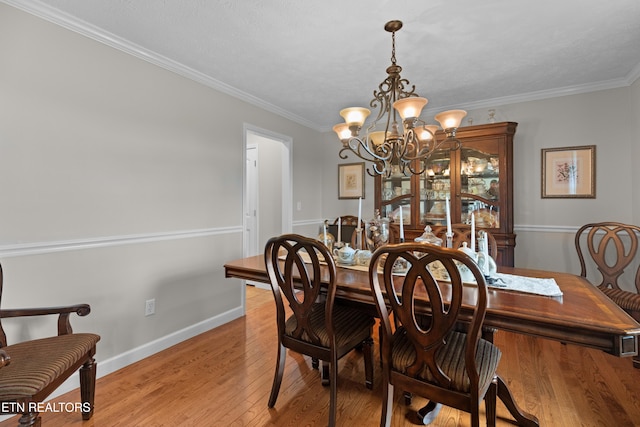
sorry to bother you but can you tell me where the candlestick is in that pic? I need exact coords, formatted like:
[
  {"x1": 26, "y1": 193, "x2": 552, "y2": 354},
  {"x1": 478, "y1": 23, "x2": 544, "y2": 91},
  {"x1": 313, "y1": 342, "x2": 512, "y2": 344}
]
[
  {"x1": 446, "y1": 234, "x2": 453, "y2": 248},
  {"x1": 445, "y1": 195, "x2": 452, "y2": 237},
  {"x1": 399, "y1": 206, "x2": 405, "y2": 242},
  {"x1": 337, "y1": 217, "x2": 342, "y2": 244},
  {"x1": 357, "y1": 197, "x2": 362, "y2": 230},
  {"x1": 470, "y1": 213, "x2": 475, "y2": 252}
]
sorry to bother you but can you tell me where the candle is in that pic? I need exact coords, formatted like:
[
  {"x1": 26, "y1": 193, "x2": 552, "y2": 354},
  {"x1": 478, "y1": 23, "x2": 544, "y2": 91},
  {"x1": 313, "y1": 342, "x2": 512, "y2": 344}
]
[
  {"x1": 399, "y1": 206, "x2": 404, "y2": 242},
  {"x1": 445, "y1": 195, "x2": 452, "y2": 236},
  {"x1": 483, "y1": 234, "x2": 489, "y2": 255},
  {"x1": 470, "y1": 213, "x2": 475, "y2": 252},
  {"x1": 338, "y1": 217, "x2": 342, "y2": 243},
  {"x1": 323, "y1": 221, "x2": 328, "y2": 246},
  {"x1": 357, "y1": 197, "x2": 362, "y2": 229}
]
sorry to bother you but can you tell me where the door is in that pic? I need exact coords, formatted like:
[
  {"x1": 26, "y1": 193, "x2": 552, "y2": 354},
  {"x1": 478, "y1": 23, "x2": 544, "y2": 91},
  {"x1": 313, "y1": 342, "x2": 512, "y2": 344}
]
[{"x1": 245, "y1": 145, "x2": 259, "y2": 257}]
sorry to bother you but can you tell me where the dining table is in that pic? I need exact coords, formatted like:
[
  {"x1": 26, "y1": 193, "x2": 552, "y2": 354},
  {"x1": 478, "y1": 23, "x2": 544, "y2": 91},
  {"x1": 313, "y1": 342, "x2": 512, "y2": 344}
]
[{"x1": 224, "y1": 254, "x2": 640, "y2": 427}]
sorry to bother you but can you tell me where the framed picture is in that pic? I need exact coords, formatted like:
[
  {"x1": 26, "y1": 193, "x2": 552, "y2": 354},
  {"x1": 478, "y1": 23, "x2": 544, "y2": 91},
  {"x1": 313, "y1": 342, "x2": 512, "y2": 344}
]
[
  {"x1": 541, "y1": 145, "x2": 595, "y2": 198},
  {"x1": 338, "y1": 162, "x2": 365, "y2": 199}
]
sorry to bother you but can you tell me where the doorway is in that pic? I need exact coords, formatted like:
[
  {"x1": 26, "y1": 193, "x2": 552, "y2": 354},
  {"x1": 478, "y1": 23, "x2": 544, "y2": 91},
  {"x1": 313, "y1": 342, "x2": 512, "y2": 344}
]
[{"x1": 244, "y1": 124, "x2": 292, "y2": 289}]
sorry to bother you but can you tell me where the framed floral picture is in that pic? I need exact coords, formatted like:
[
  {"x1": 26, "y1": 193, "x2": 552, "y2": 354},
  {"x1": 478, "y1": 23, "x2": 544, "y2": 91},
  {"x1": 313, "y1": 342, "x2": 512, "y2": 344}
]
[
  {"x1": 541, "y1": 145, "x2": 595, "y2": 198},
  {"x1": 338, "y1": 162, "x2": 365, "y2": 199}
]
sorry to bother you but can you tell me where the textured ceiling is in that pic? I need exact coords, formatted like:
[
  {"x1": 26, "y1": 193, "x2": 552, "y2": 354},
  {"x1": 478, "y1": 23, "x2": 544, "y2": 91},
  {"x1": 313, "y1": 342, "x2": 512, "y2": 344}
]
[{"x1": 6, "y1": 0, "x2": 640, "y2": 131}]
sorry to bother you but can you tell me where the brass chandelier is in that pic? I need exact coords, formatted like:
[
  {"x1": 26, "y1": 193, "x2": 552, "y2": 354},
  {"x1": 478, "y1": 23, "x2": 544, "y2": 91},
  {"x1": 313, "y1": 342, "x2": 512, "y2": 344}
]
[{"x1": 333, "y1": 20, "x2": 467, "y2": 176}]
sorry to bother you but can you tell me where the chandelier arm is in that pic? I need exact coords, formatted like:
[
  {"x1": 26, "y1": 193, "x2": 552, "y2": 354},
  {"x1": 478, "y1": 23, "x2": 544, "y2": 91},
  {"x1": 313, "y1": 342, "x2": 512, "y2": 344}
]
[{"x1": 339, "y1": 137, "x2": 395, "y2": 165}]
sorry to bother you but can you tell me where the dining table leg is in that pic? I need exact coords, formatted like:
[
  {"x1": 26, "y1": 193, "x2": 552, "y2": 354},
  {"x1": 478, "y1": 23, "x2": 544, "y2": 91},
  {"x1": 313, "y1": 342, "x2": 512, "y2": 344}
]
[{"x1": 415, "y1": 379, "x2": 539, "y2": 426}]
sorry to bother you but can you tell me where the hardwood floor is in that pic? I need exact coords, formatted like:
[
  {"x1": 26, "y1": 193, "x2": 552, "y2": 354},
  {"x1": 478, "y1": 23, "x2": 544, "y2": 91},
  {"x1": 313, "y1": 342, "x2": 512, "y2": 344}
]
[{"x1": 3, "y1": 285, "x2": 639, "y2": 426}]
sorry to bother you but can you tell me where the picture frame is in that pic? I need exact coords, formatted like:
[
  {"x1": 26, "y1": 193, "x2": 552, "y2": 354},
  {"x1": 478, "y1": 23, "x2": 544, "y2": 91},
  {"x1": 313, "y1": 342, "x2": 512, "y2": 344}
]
[
  {"x1": 541, "y1": 145, "x2": 595, "y2": 198},
  {"x1": 338, "y1": 162, "x2": 365, "y2": 199}
]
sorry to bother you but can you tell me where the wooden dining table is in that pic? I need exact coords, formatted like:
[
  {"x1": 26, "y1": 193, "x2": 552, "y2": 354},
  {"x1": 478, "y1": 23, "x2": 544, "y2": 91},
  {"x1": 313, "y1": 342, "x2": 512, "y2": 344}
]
[{"x1": 224, "y1": 254, "x2": 640, "y2": 426}]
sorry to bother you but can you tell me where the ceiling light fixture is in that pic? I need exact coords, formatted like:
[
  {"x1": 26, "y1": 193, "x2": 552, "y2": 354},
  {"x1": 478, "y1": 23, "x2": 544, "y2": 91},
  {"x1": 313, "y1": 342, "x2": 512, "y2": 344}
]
[{"x1": 333, "y1": 20, "x2": 467, "y2": 176}]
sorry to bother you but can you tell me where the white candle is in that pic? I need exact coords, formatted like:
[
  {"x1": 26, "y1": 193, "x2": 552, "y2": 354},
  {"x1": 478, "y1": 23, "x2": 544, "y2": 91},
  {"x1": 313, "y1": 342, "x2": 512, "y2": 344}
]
[
  {"x1": 399, "y1": 206, "x2": 404, "y2": 241},
  {"x1": 445, "y1": 195, "x2": 452, "y2": 236},
  {"x1": 337, "y1": 217, "x2": 342, "y2": 243},
  {"x1": 357, "y1": 197, "x2": 362, "y2": 229},
  {"x1": 470, "y1": 213, "x2": 475, "y2": 252},
  {"x1": 483, "y1": 234, "x2": 489, "y2": 255},
  {"x1": 323, "y1": 222, "x2": 328, "y2": 246}
]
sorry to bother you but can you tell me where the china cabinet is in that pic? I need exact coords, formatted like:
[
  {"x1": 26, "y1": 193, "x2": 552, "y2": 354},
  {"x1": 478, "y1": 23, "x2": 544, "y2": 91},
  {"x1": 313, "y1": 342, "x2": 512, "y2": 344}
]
[{"x1": 374, "y1": 122, "x2": 517, "y2": 266}]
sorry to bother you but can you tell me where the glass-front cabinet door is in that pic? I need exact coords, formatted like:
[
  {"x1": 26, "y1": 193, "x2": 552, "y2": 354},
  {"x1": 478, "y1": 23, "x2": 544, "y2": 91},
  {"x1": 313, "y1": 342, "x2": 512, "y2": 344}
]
[
  {"x1": 459, "y1": 145, "x2": 500, "y2": 229},
  {"x1": 380, "y1": 161, "x2": 412, "y2": 225},
  {"x1": 420, "y1": 151, "x2": 452, "y2": 227}
]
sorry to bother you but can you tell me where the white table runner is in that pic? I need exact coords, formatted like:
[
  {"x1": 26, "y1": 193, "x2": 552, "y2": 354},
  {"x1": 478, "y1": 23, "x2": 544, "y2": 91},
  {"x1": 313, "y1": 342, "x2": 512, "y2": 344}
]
[
  {"x1": 338, "y1": 262, "x2": 563, "y2": 297},
  {"x1": 281, "y1": 253, "x2": 563, "y2": 297}
]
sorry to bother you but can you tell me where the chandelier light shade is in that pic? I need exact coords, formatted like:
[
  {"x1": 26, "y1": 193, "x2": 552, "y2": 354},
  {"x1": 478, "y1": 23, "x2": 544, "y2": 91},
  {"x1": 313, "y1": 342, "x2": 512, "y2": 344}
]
[{"x1": 334, "y1": 20, "x2": 467, "y2": 176}]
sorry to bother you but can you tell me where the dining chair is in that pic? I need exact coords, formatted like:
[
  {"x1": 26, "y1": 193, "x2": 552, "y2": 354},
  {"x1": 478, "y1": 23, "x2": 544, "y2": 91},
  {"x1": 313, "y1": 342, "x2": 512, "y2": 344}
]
[
  {"x1": 575, "y1": 222, "x2": 640, "y2": 368},
  {"x1": 0, "y1": 262, "x2": 100, "y2": 426},
  {"x1": 330, "y1": 215, "x2": 368, "y2": 249},
  {"x1": 369, "y1": 243, "x2": 502, "y2": 427},
  {"x1": 430, "y1": 224, "x2": 498, "y2": 259},
  {"x1": 264, "y1": 234, "x2": 375, "y2": 427}
]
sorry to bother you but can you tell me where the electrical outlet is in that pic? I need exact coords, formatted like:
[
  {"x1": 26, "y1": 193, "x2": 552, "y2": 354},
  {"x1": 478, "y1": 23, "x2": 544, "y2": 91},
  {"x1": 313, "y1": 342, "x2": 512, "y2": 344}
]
[{"x1": 145, "y1": 299, "x2": 155, "y2": 316}]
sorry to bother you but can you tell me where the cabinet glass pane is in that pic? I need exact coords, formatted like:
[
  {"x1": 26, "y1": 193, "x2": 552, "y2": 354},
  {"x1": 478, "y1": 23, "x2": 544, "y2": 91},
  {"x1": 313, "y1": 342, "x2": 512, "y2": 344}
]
[
  {"x1": 461, "y1": 146, "x2": 500, "y2": 228},
  {"x1": 421, "y1": 151, "x2": 451, "y2": 227},
  {"x1": 381, "y1": 164, "x2": 411, "y2": 225}
]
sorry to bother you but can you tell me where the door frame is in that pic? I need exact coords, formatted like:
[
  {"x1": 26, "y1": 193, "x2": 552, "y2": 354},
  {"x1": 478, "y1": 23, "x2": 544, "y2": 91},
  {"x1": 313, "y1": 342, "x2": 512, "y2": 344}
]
[{"x1": 242, "y1": 122, "x2": 293, "y2": 258}]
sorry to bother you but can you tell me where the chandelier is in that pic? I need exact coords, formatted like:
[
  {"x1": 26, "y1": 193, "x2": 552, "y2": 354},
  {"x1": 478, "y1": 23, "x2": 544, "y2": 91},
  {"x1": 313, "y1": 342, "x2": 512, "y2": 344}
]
[{"x1": 333, "y1": 20, "x2": 467, "y2": 176}]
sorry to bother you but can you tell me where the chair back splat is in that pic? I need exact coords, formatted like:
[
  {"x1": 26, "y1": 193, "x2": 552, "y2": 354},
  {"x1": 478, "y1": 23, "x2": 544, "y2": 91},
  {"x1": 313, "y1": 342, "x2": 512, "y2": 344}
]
[
  {"x1": 264, "y1": 234, "x2": 374, "y2": 427},
  {"x1": 369, "y1": 243, "x2": 501, "y2": 427}
]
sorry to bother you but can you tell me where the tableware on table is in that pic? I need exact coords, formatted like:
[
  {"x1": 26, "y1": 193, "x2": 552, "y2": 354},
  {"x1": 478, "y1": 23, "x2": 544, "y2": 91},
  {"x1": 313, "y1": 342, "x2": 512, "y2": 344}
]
[
  {"x1": 333, "y1": 243, "x2": 357, "y2": 265},
  {"x1": 477, "y1": 251, "x2": 497, "y2": 275},
  {"x1": 355, "y1": 250, "x2": 372, "y2": 266}
]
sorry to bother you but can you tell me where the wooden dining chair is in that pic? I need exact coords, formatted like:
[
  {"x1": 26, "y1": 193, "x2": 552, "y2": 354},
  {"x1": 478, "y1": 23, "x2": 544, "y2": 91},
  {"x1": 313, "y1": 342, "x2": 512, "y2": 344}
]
[
  {"x1": 369, "y1": 243, "x2": 502, "y2": 427},
  {"x1": 264, "y1": 234, "x2": 375, "y2": 427},
  {"x1": 330, "y1": 215, "x2": 368, "y2": 249},
  {"x1": 0, "y1": 262, "x2": 100, "y2": 426},
  {"x1": 430, "y1": 224, "x2": 498, "y2": 259},
  {"x1": 575, "y1": 222, "x2": 640, "y2": 368}
]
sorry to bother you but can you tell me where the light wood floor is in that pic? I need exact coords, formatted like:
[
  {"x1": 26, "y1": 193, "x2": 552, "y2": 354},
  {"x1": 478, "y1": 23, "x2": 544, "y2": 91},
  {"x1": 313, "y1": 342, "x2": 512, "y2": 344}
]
[{"x1": 3, "y1": 285, "x2": 639, "y2": 426}]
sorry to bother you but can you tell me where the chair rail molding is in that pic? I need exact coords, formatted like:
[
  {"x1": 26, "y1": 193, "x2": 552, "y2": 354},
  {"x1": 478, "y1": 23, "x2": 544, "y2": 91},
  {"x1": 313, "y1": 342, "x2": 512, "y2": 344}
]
[
  {"x1": 0, "y1": 226, "x2": 242, "y2": 258},
  {"x1": 515, "y1": 224, "x2": 580, "y2": 234}
]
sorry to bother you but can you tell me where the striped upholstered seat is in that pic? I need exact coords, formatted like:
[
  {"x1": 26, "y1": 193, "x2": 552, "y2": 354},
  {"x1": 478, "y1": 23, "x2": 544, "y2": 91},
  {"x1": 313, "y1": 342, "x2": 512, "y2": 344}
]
[
  {"x1": 284, "y1": 303, "x2": 374, "y2": 349},
  {"x1": 0, "y1": 262, "x2": 100, "y2": 426},
  {"x1": 599, "y1": 287, "x2": 640, "y2": 312},
  {"x1": 0, "y1": 334, "x2": 100, "y2": 401},
  {"x1": 391, "y1": 329, "x2": 501, "y2": 393},
  {"x1": 369, "y1": 243, "x2": 501, "y2": 427}
]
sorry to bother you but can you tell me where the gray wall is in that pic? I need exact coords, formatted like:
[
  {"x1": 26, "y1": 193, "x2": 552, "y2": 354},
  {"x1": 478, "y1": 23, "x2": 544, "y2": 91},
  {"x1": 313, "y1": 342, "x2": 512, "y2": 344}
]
[{"x1": 0, "y1": 3, "x2": 324, "y2": 379}]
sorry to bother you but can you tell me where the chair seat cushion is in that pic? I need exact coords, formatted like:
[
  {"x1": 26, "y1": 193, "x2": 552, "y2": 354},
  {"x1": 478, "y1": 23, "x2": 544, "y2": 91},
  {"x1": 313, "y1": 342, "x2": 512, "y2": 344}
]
[
  {"x1": 0, "y1": 333, "x2": 100, "y2": 400},
  {"x1": 285, "y1": 303, "x2": 374, "y2": 348},
  {"x1": 391, "y1": 329, "x2": 501, "y2": 393},
  {"x1": 599, "y1": 287, "x2": 640, "y2": 312}
]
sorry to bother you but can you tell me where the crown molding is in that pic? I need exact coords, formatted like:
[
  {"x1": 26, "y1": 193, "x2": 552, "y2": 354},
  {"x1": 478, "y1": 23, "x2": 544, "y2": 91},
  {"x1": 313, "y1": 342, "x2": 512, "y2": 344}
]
[
  {"x1": 5, "y1": 0, "x2": 638, "y2": 134},
  {"x1": 2, "y1": 0, "x2": 323, "y2": 132},
  {"x1": 423, "y1": 76, "x2": 634, "y2": 119}
]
